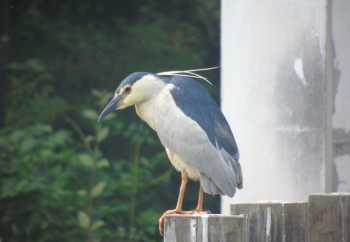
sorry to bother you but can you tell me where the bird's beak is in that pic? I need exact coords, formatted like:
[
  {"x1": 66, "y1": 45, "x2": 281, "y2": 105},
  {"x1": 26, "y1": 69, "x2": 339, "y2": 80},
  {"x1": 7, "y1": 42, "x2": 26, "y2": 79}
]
[{"x1": 98, "y1": 94, "x2": 123, "y2": 122}]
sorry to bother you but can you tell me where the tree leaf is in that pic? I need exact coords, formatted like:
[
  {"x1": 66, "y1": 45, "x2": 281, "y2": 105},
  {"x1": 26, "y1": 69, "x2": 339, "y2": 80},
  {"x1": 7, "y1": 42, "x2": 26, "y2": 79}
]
[
  {"x1": 91, "y1": 220, "x2": 105, "y2": 231},
  {"x1": 78, "y1": 154, "x2": 94, "y2": 168},
  {"x1": 84, "y1": 135, "x2": 94, "y2": 144},
  {"x1": 78, "y1": 211, "x2": 90, "y2": 229},
  {"x1": 96, "y1": 127, "x2": 109, "y2": 142},
  {"x1": 77, "y1": 189, "x2": 88, "y2": 197},
  {"x1": 91, "y1": 181, "x2": 106, "y2": 197},
  {"x1": 82, "y1": 109, "x2": 98, "y2": 120},
  {"x1": 97, "y1": 158, "x2": 109, "y2": 168}
]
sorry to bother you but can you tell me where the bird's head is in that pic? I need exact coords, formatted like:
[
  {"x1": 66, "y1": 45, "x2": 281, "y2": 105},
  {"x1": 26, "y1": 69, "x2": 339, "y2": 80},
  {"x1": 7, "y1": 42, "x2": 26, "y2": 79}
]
[{"x1": 98, "y1": 72, "x2": 165, "y2": 121}]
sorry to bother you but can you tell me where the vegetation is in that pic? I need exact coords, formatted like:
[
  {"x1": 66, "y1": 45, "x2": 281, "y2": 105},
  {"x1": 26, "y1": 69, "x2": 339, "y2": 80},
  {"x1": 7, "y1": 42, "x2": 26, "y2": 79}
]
[{"x1": 0, "y1": 1, "x2": 220, "y2": 241}]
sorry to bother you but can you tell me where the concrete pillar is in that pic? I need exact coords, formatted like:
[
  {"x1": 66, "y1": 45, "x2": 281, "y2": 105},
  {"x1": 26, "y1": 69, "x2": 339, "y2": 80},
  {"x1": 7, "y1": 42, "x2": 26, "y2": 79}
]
[
  {"x1": 221, "y1": 0, "x2": 332, "y2": 213},
  {"x1": 331, "y1": 0, "x2": 350, "y2": 192}
]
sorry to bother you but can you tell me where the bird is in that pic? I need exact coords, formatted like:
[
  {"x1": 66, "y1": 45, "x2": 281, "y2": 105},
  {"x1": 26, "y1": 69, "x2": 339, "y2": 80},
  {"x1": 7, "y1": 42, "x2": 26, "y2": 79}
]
[{"x1": 98, "y1": 67, "x2": 242, "y2": 234}]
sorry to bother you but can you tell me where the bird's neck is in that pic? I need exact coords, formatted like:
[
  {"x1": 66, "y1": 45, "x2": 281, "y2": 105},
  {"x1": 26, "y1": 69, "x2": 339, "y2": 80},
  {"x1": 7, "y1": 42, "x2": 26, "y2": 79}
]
[
  {"x1": 135, "y1": 84, "x2": 173, "y2": 131},
  {"x1": 135, "y1": 96, "x2": 159, "y2": 131}
]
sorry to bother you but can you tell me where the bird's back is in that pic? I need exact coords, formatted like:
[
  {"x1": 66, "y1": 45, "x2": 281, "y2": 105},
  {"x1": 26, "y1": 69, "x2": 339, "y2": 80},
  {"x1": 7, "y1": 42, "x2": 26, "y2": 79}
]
[{"x1": 167, "y1": 76, "x2": 240, "y2": 161}]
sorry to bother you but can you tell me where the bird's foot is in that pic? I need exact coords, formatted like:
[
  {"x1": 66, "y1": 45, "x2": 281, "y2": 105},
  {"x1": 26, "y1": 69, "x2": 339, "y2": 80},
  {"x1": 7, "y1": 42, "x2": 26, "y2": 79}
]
[
  {"x1": 158, "y1": 209, "x2": 210, "y2": 235},
  {"x1": 158, "y1": 209, "x2": 193, "y2": 235},
  {"x1": 190, "y1": 209, "x2": 209, "y2": 215}
]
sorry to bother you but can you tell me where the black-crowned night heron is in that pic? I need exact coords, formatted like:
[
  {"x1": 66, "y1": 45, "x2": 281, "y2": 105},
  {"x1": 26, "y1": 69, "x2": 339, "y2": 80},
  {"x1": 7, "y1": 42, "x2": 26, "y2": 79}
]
[{"x1": 98, "y1": 68, "x2": 242, "y2": 234}]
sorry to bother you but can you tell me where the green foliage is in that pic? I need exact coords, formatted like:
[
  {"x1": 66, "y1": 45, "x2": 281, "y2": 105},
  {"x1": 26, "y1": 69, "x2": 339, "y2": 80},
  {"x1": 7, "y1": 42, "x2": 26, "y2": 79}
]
[
  {"x1": 0, "y1": 92, "x2": 171, "y2": 242},
  {"x1": 1, "y1": 1, "x2": 220, "y2": 241},
  {"x1": 6, "y1": 59, "x2": 69, "y2": 125}
]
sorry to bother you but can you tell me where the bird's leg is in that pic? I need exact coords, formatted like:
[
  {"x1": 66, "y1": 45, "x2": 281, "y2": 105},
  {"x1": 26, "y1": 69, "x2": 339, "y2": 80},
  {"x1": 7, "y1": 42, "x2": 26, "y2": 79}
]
[
  {"x1": 159, "y1": 170, "x2": 190, "y2": 234},
  {"x1": 195, "y1": 185, "x2": 204, "y2": 212},
  {"x1": 191, "y1": 185, "x2": 208, "y2": 215},
  {"x1": 175, "y1": 170, "x2": 188, "y2": 211}
]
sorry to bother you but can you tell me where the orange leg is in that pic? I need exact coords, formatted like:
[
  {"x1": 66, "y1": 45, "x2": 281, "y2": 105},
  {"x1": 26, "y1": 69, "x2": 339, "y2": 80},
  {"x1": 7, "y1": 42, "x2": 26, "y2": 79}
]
[
  {"x1": 159, "y1": 170, "x2": 190, "y2": 234},
  {"x1": 195, "y1": 185, "x2": 204, "y2": 212},
  {"x1": 175, "y1": 170, "x2": 188, "y2": 211},
  {"x1": 191, "y1": 185, "x2": 208, "y2": 215}
]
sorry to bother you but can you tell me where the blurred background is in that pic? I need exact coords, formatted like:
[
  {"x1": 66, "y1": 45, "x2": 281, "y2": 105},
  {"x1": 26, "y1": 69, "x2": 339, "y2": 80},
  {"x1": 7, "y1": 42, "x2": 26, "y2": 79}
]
[{"x1": 0, "y1": 1, "x2": 220, "y2": 241}]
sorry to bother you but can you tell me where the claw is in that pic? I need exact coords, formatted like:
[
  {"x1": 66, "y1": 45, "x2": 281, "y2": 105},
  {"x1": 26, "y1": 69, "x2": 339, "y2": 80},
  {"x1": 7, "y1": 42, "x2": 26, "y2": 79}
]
[
  {"x1": 158, "y1": 209, "x2": 193, "y2": 235},
  {"x1": 158, "y1": 209, "x2": 210, "y2": 235},
  {"x1": 190, "y1": 210, "x2": 209, "y2": 216}
]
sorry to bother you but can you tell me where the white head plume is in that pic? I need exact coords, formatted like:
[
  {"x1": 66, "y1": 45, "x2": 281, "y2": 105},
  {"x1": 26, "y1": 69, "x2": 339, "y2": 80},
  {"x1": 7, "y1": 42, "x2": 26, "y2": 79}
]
[{"x1": 156, "y1": 66, "x2": 219, "y2": 85}]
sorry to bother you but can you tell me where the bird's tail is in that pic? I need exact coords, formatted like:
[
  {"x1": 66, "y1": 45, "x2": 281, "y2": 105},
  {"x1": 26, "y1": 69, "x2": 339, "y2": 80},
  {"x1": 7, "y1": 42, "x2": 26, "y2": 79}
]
[
  {"x1": 234, "y1": 161, "x2": 243, "y2": 189},
  {"x1": 226, "y1": 151, "x2": 243, "y2": 190}
]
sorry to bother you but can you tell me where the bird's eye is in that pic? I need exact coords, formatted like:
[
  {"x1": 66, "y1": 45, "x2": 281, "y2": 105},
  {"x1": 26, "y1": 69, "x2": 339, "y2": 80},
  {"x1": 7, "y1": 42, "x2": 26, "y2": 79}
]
[{"x1": 123, "y1": 86, "x2": 132, "y2": 94}]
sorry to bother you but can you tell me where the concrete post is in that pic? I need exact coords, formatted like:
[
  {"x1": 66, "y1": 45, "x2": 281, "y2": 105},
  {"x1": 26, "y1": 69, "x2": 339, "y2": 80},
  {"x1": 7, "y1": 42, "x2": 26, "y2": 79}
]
[
  {"x1": 309, "y1": 193, "x2": 350, "y2": 242},
  {"x1": 163, "y1": 214, "x2": 248, "y2": 242},
  {"x1": 231, "y1": 202, "x2": 308, "y2": 242}
]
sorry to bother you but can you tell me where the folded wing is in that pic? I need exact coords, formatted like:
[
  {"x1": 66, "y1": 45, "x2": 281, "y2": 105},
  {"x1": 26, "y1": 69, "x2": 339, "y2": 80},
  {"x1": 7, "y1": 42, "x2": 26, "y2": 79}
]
[{"x1": 155, "y1": 76, "x2": 242, "y2": 196}]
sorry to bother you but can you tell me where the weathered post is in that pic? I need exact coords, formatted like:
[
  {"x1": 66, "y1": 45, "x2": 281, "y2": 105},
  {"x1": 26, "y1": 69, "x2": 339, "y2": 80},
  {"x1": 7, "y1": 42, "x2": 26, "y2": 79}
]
[
  {"x1": 231, "y1": 202, "x2": 308, "y2": 242},
  {"x1": 163, "y1": 214, "x2": 248, "y2": 242},
  {"x1": 309, "y1": 193, "x2": 350, "y2": 242}
]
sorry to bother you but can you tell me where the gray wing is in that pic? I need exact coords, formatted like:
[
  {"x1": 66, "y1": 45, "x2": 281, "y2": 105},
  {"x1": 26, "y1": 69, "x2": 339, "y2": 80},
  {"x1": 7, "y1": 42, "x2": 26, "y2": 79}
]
[{"x1": 155, "y1": 76, "x2": 242, "y2": 196}]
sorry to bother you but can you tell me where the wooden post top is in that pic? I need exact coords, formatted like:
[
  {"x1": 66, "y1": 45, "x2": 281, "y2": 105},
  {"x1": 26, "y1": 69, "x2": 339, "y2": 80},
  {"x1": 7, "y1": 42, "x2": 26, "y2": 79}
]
[{"x1": 164, "y1": 214, "x2": 248, "y2": 242}]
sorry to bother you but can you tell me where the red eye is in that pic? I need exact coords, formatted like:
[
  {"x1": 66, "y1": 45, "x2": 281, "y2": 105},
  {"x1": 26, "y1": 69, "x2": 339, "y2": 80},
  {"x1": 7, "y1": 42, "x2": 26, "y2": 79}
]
[{"x1": 124, "y1": 86, "x2": 131, "y2": 94}]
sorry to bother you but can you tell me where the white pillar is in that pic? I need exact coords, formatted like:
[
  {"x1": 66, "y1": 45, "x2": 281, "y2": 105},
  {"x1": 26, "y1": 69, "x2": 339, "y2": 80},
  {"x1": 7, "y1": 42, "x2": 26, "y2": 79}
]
[
  {"x1": 332, "y1": 0, "x2": 350, "y2": 192},
  {"x1": 221, "y1": 0, "x2": 332, "y2": 213}
]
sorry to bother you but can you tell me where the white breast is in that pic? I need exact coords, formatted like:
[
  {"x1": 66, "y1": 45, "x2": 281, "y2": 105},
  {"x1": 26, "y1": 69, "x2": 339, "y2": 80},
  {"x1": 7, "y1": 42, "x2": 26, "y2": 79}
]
[
  {"x1": 135, "y1": 84, "x2": 201, "y2": 180},
  {"x1": 165, "y1": 148, "x2": 201, "y2": 180}
]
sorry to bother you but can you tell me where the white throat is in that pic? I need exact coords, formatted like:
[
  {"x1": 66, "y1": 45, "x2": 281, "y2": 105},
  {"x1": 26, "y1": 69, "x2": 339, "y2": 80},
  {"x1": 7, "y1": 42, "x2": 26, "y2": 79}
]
[
  {"x1": 135, "y1": 96, "x2": 159, "y2": 131},
  {"x1": 135, "y1": 83, "x2": 174, "y2": 131}
]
